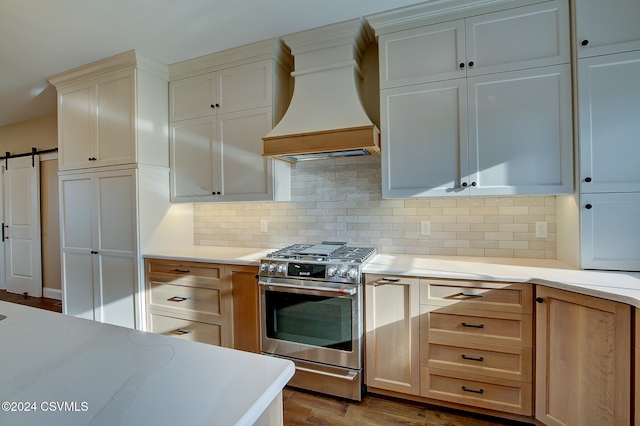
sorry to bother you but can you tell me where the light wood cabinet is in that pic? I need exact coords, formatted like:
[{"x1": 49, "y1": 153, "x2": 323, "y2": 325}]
[
  {"x1": 378, "y1": 0, "x2": 569, "y2": 88},
  {"x1": 365, "y1": 275, "x2": 420, "y2": 395},
  {"x1": 419, "y1": 279, "x2": 533, "y2": 416},
  {"x1": 144, "y1": 259, "x2": 259, "y2": 352},
  {"x1": 574, "y1": 0, "x2": 640, "y2": 58},
  {"x1": 169, "y1": 39, "x2": 292, "y2": 203},
  {"x1": 535, "y1": 286, "x2": 631, "y2": 426},
  {"x1": 375, "y1": 0, "x2": 572, "y2": 198}
]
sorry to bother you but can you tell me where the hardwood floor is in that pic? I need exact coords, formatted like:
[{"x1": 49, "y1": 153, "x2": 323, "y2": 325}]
[
  {"x1": 1, "y1": 291, "x2": 528, "y2": 425},
  {"x1": 283, "y1": 387, "x2": 531, "y2": 426}
]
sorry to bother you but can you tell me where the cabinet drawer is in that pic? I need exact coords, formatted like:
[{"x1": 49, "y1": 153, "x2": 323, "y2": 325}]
[
  {"x1": 149, "y1": 313, "x2": 223, "y2": 346},
  {"x1": 421, "y1": 306, "x2": 532, "y2": 348},
  {"x1": 421, "y1": 367, "x2": 532, "y2": 416},
  {"x1": 420, "y1": 336, "x2": 532, "y2": 382},
  {"x1": 148, "y1": 260, "x2": 222, "y2": 280},
  {"x1": 149, "y1": 282, "x2": 224, "y2": 318},
  {"x1": 420, "y1": 279, "x2": 532, "y2": 314}
]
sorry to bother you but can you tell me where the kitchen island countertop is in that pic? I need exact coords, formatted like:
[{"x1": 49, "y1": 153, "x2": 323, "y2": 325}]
[{"x1": 0, "y1": 301, "x2": 294, "y2": 426}]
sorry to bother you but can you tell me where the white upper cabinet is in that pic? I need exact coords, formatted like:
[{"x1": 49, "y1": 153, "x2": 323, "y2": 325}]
[
  {"x1": 578, "y1": 50, "x2": 640, "y2": 194},
  {"x1": 575, "y1": 0, "x2": 640, "y2": 58},
  {"x1": 50, "y1": 51, "x2": 170, "y2": 171},
  {"x1": 170, "y1": 60, "x2": 273, "y2": 122},
  {"x1": 378, "y1": 0, "x2": 569, "y2": 89}
]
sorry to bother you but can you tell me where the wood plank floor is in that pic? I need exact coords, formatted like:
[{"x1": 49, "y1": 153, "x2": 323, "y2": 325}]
[{"x1": 1, "y1": 291, "x2": 530, "y2": 425}]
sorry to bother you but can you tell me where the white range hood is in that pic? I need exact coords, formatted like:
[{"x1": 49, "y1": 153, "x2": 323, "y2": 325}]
[{"x1": 262, "y1": 18, "x2": 380, "y2": 162}]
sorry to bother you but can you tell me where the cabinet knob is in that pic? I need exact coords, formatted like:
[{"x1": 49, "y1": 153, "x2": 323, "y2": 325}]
[
  {"x1": 210, "y1": 104, "x2": 215, "y2": 108},
  {"x1": 88, "y1": 157, "x2": 97, "y2": 161},
  {"x1": 90, "y1": 250, "x2": 98, "y2": 254},
  {"x1": 585, "y1": 204, "x2": 593, "y2": 209},
  {"x1": 460, "y1": 63, "x2": 465, "y2": 69},
  {"x1": 212, "y1": 191, "x2": 221, "y2": 195},
  {"x1": 468, "y1": 61, "x2": 474, "y2": 67},
  {"x1": 215, "y1": 103, "x2": 220, "y2": 108},
  {"x1": 584, "y1": 177, "x2": 592, "y2": 182},
  {"x1": 536, "y1": 297, "x2": 544, "y2": 303},
  {"x1": 462, "y1": 182, "x2": 468, "y2": 187},
  {"x1": 581, "y1": 39, "x2": 589, "y2": 46},
  {"x1": 471, "y1": 182, "x2": 477, "y2": 187}
]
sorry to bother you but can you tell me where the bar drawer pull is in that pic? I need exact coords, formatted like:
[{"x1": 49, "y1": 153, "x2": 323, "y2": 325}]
[
  {"x1": 382, "y1": 278, "x2": 400, "y2": 282},
  {"x1": 462, "y1": 386, "x2": 484, "y2": 394},
  {"x1": 167, "y1": 296, "x2": 190, "y2": 302},
  {"x1": 174, "y1": 269, "x2": 190, "y2": 273},
  {"x1": 460, "y1": 292, "x2": 483, "y2": 298},
  {"x1": 174, "y1": 328, "x2": 192, "y2": 335},
  {"x1": 462, "y1": 322, "x2": 484, "y2": 329},
  {"x1": 461, "y1": 354, "x2": 484, "y2": 362}
]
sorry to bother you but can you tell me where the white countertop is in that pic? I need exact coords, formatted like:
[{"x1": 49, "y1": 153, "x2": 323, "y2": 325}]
[
  {"x1": 144, "y1": 245, "x2": 640, "y2": 308},
  {"x1": 0, "y1": 301, "x2": 294, "y2": 426}
]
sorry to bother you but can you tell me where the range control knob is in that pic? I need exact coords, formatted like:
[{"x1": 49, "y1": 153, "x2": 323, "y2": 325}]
[
  {"x1": 347, "y1": 268, "x2": 358, "y2": 280},
  {"x1": 268, "y1": 263, "x2": 277, "y2": 273},
  {"x1": 337, "y1": 268, "x2": 347, "y2": 278},
  {"x1": 327, "y1": 267, "x2": 337, "y2": 277},
  {"x1": 260, "y1": 263, "x2": 268, "y2": 272},
  {"x1": 277, "y1": 264, "x2": 286, "y2": 274}
]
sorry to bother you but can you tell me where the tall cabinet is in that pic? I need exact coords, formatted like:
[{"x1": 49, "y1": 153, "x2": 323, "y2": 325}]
[
  {"x1": 49, "y1": 51, "x2": 194, "y2": 329},
  {"x1": 557, "y1": 0, "x2": 640, "y2": 271},
  {"x1": 368, "y1": 0, "x2": 573, "y2": 198},
  {"x1": 168, "y1": 39, "x2": 292, "y2": 203}
]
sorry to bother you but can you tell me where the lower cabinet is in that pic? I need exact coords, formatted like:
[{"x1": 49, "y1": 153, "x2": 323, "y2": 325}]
[
  {"x1": 144, "y1": 258, "x2": 259, "y2": 352},
  {"x1": 535, "y1": 286, "x2": 631, "y2": 426}
]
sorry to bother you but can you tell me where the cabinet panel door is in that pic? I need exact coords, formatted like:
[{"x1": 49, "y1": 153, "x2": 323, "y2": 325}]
[
  {"x1": 379, "y1": 21, "x2": 466, "y2": 88},
  {"x1": 468, "y1": 65, "x2": 572, "y2": 195},
  {"x1": 95, "y1": 70, "x2": 136, "y2": 166},
  {"x1": 61, "y1": 252, "x2": 95, "y2": 321},
  {"x1": 381, "y1": 80, "x2": 469, "y2": 198},
  {"x1": 97, "y1": 253, "x2": 136, "y2": 328},
  {"x1": 217, "y1": 60, "x2": 272, "y2": 113},
  {"x1": 465, "y1": 0, "x2": 569, "y2": 76},
  {"x1": 58, "y1": 84, "x2": 94, "y2": 170},
  {"x1": 575, "y1": 0, "x2": 640, "y2": 58},
  {"x1": 218, "y1": 107, "x2": 274, "y2": 201},
  {"x1": 170, "y1": 74, "x2": 216, "y2": 121},
  {"x1": 535, "y1": 286, "x2": 631, "y2": 426},
  {"x1": 170, "y1": 117, "x2": 217, "y2": 202},
  {"x1": 578, "y1": 51, "x2": 640, "y2": 193},
  {"x1": 581, "y1": 192, "x2": 640, "y2": 271},
  {"x1": 96, "y1": 170, "x2": 136, "y2": 253},
  {"x1": 365, "y1": 275, "x2": 420, "y2": 395}
]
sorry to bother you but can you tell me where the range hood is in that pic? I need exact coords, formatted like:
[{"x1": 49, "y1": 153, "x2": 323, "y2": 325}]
[{"x1": 263, "y1": 18, "x2": 380, "y2": 162}]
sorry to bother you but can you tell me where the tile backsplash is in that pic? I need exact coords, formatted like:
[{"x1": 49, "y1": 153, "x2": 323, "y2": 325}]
[{"x1": 194, "y1": 156, "x2": 557, "y2": 259}]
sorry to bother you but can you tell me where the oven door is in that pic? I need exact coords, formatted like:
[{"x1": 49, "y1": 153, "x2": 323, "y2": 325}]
[{"x1": 259, "y1": 278, "x2": 362, "y2": 370}]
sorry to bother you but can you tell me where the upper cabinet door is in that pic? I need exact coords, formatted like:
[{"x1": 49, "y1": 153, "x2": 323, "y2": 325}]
[
  {"x1": 379, "y1": 20, "x2": 466, "y2": 89},
  {"x1": 95, "y1": 70, "x2": 136, "y2": 167},
  {"x1": 58, "y1": 83, "x2": 94, "y2": 170},
  {"x1": 468, "y1": 65, "x2": 573, "y2": 196},
  {"x1": 170, "y1": 73, "x2": 217, "y2": 122},
  {"x1": 217, "y1": 60, "x2": 273, "y2": 114},
  {"x1": 575, "y1": 0, "x2": 640, "y2": 58},
  {"x1": 381, "y1": 79, "x2": 469, "y2": 198},
  {"x1": 578, "y1": 51, "x2": 640, "y2": 193},
  {"x1": 465, "y1": 0, "x2": 570, "y2": 76}
]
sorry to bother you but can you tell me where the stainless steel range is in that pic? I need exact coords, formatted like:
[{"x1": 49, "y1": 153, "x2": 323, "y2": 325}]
[{"x1": 258, "y1": 241, "x2": 376, "y2": 401}]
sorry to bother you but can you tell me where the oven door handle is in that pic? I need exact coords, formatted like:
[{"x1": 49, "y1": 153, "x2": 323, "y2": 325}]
[
  {"x1": 295, "y1": 366, "x2": 358, "y2": 382},
  {"x1": 259, "y1": 281, "x2": 356, "y2": 296}
]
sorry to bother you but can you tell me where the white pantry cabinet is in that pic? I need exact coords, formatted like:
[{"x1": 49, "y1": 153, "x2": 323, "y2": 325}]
[
  {"x1": 371, "y1": 0, "x2": 572, "y2": 199},
  {"x1": 168, "y1": 39, "x2": 292, "y2": 203},
  {"x1": 59, "y1": 168, "x2": 137, "y2": 328},
  {"x1": 381, "y1": 65, "x2": 572, "y2": 197},
  {"x1": 577, "y1": 50, "x2": 640, "y2": 194},
  {"x1": 574, "y1": 0, "x2": 640, "y2": 58},
  {"x1": 50, "y1": 52, "x2": 169, "y2": 171},
  {"x1": 378, "y1": 0, "x2": 569, "y2": 89}
]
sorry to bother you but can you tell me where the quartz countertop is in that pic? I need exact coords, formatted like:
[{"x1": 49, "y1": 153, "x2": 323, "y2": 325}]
[
  {"x1": 0, "y1": 301, "x2": 294, "y2": 426},
  {"x1": 143, "y1": 245, "x2": 640, "y2": 308}
]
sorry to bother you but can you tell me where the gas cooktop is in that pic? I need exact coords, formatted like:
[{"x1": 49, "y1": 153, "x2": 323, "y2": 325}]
[{"x1": 266, "y1": 241, "x2": 376, "y2": 264}]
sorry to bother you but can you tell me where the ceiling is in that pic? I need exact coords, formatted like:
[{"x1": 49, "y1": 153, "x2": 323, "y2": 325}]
[{"x1": 0, "y1": 0, "x2": 426, "y2": 128}]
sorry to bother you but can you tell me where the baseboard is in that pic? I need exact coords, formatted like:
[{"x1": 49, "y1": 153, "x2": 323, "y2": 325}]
[{"x1": 43, "y1": 287, "x2": 62, "y2": 301}]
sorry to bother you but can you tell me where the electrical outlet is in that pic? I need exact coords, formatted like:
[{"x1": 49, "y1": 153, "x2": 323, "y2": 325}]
[
  {"x1": 260, "y1": 219, "x2": 268, "y2": 233},
  {"x1": 420, "y1": 220, "x2": 431, "y2": 236},
  {"x1": 535, "y1": 221, "x2": 547, "y2": 239}
]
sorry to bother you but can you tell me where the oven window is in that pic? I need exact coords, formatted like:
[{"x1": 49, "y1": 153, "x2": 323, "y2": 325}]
[{"x1": 265, "y1": 291, "x2": 352, "y2": 351}]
